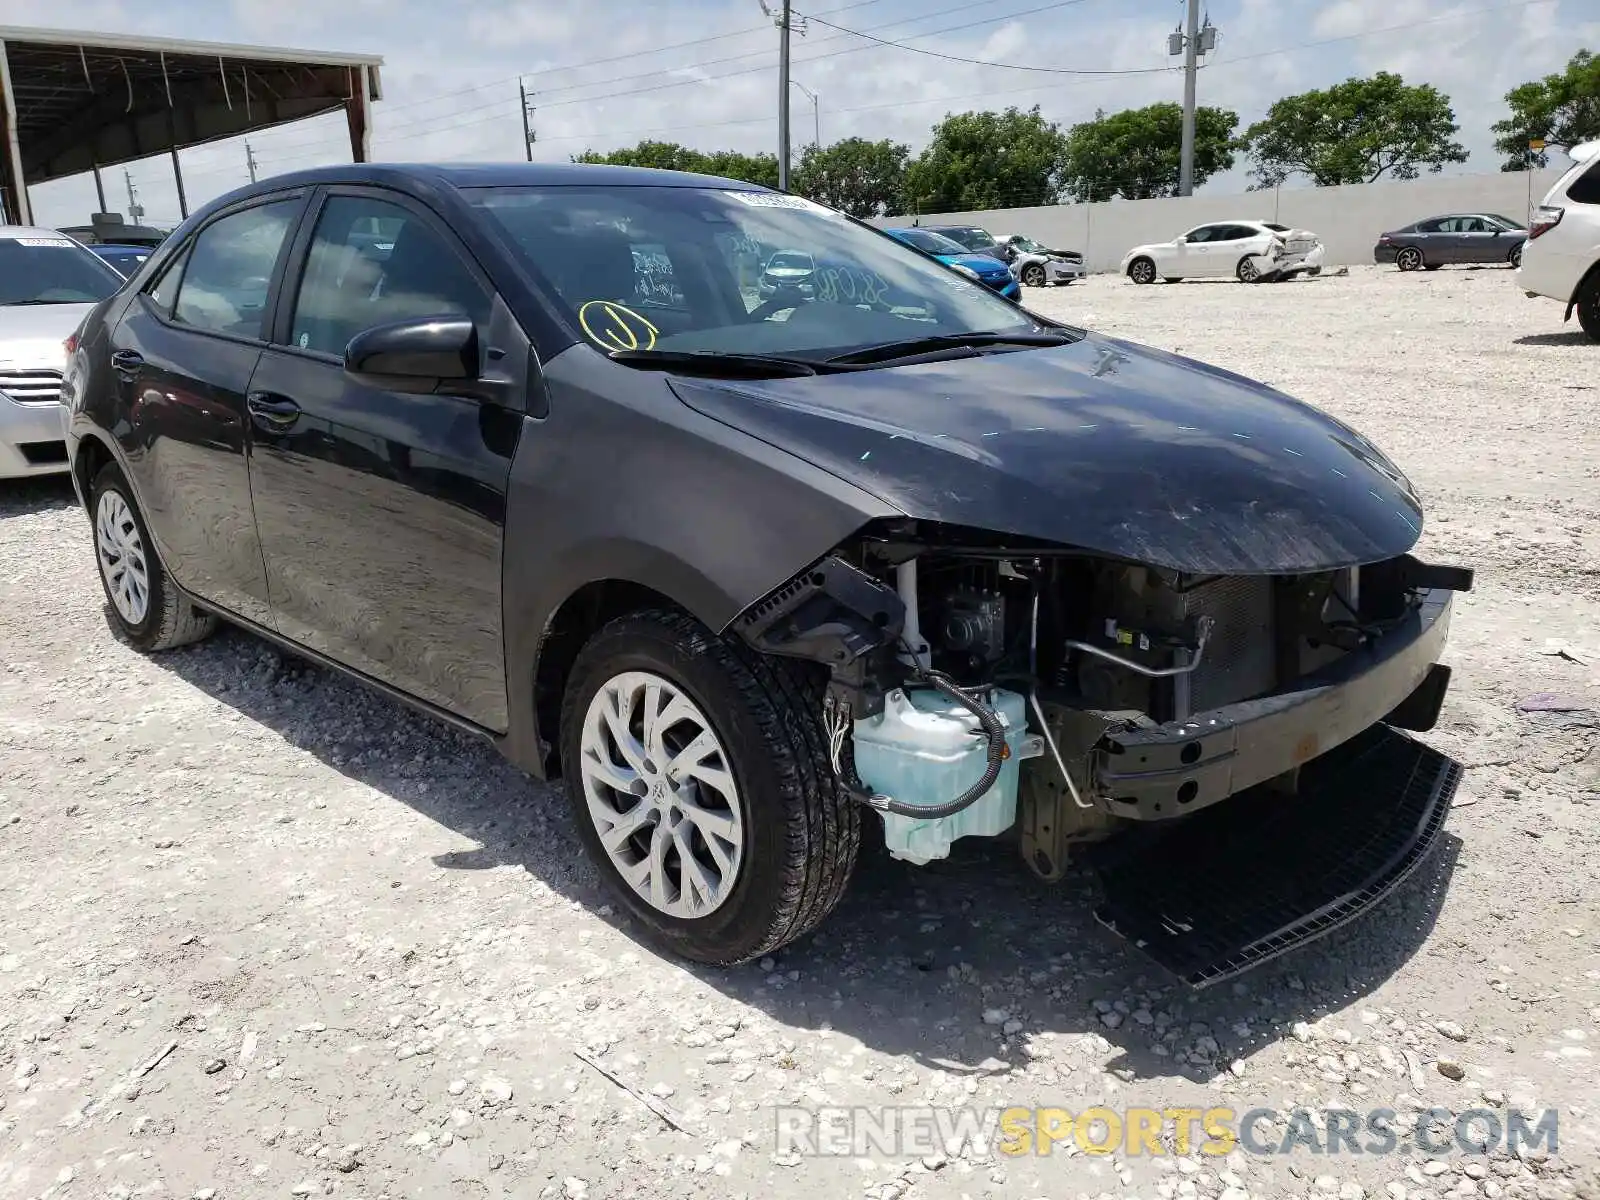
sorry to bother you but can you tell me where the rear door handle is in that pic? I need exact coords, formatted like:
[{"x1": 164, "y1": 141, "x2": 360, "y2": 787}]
[
  {"x1": 111, "y1": 349, "x2": 143, "y2": 379},
  {"x1": 246, "y1": 390, "x2": 301, "y2": 430}
]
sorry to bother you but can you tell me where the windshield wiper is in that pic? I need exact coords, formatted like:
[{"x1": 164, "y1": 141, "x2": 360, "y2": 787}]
[
  {"x1": 825, "y1": 330, "x2": 1076, "y2": 366},
  {"x1": 7, "y1": 298, "x2": 83, "y2": 306},
  {"x1": 608, "y1": 348, "x2": 819, "y2": 378}
]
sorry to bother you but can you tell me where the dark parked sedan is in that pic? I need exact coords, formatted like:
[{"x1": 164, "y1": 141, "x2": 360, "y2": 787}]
[
  {"x1": 1374, "y1": 213, "x2": 1528, "y2": 271},
  {"x1": 61, "y1": 163, "x2": 1470, "y2": 984}
]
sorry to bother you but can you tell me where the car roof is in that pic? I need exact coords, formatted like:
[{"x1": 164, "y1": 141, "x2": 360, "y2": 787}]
[
  {"x1": 218, "y1": 161, "x2": 770, "y2": 197},
  {"x1": 0, "y1": 224, "x2": 86, "y2": 241}
]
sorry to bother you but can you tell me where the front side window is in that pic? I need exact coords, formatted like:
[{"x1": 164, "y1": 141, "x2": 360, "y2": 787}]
[
  {"x1": 289, "y1": 195, "x2": 490, "y2": 358},
  {"x1": 172, "y1": 200, "x2": 300, "y2": 338},
  {"x1": 1182, "y1": 226, "x2": 1216, "y2": 243},
  {"x1": 469, "y1": 186, "x2": 1041, "y2": 360},
  {"x1": 0, "y1": 235, "x2": 124, "y2": 306}
]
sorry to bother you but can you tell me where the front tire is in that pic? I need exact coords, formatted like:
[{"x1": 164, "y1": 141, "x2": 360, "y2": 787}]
[
  {"x1": 1021, "y1": 263, "x2": 1046, "y2": 287},
  {"x1": 1509, "y1": 243, "x2": 1523, "y2": 269},
  {"x1": 558, "y1": 608, "x2": 860, "y2": 966},
  {"x1": 90, "y1": 463, "x2": 217, "y2": 653},
  {"x1": 1127, "y1": 257, "x2": 1156, "y2": 285}
]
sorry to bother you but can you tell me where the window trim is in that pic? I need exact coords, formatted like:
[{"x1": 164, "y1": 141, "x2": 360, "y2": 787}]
[
  {"x1": 137, "y1": 188, "x2": 310, "y2": 349},
  {"x1": 268, "y1": 183, "x2": 500, "y2": 366}
]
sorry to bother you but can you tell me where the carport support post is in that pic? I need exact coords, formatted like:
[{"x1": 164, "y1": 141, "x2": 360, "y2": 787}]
[
  {"x1": 92, "y1": 164, "x2": 107, "y2": 213},
  {"x1": 167, "y1": 108, "x2": 188, "y2": 220},
  {"x1": 346, "y1": 65, "x2": 371, "y2": 163},
  {"x1": 0, "y1": 40, "x2": 31, "y2": 226}
]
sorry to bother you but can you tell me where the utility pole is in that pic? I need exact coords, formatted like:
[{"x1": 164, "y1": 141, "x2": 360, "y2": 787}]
[
  {"x1": 792, "y1": 80, "x2": 819, "y2": 149},
  {"x1": 245, "y1": 141, "x2": 259, "y2": 183},
  {"x1": 123, "y1": 170, "x2": 144, "y2": 225},
  {"x1": 777, "y1": 0, "x2": 792, "y2": 190},
  {"x1": 519, "y1": 78, "x2": 536, "y2": 162},
  {"x1": 1170, "y1": 2, "x2": 1217, "y2": 196}
]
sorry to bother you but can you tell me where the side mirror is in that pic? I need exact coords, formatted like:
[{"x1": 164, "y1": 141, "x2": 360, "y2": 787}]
[
  {"x1": 344, "y1": 315, "x2": 478, "y2": 393},
  {"x1": 1174, "y1": 235, "x2": 1188, "y2": 245}
]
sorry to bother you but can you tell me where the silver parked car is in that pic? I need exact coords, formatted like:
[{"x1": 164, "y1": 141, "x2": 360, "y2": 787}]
[
  {"x1": 0, "y1": 226, "x2": 126, "y2": 480},
  {"x1": 1374, "y1": 213, "x2": 1528, "y2": 272}
]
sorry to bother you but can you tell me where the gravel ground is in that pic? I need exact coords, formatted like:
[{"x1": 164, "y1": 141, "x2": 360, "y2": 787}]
[{"x1": 1, "y1": 264, "x2": 1596, "y2": 1200}]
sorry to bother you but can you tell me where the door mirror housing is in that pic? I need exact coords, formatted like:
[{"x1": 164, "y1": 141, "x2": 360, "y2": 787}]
[
  {"x1": 344, "y1": 315, "x2": 479, "y2": 393},
  {"x1": 1174, "y1": 235, "x2": 1188, "y2": 245}
]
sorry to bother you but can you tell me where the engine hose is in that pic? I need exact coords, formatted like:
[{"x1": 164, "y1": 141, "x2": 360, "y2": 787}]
[{"x1": 840, "y1": 669, "x2": 1009, "y2": 821}]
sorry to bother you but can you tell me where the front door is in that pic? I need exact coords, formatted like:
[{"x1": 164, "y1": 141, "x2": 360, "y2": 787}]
[
  {"x1": 245, "y1": 188, "x2": 517, "y2": 729},
  {"x1": 1176, "y1": 225, "x2": 1220, "y2": 276},
  {"x1": 109, "y1": 195, "x2": 304, "y2": 625}
]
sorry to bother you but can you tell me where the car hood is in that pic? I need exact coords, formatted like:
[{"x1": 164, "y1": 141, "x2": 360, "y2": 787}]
[
  {"x1": 0, "y1": 302, "x2": 95, "y2": 371},
  {"x1": 669, "y1": 334, "x2": 1424, "y2": 575}
]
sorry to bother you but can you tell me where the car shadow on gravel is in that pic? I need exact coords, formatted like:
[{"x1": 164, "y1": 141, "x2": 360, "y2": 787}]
[
  {"x1": 0, "y1": 475, "x2": 77, "y2": 517},
  {"x1": 1513, "y1": 330, "x2": 1593, "y2": 346},
  {"x1": 149, "y1": 626, "x2": 1462, "y2": 1086}
]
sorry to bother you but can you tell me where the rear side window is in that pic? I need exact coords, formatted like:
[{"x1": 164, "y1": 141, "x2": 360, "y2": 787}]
[
  {"x1": 172, "y1": 200, "x2": 299, "y2": 339},
  {"x1": 1567, "y1": 159, "x2": 1600, "y2": 205}
]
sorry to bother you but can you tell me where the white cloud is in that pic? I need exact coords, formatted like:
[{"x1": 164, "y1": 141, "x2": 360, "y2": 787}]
[{"x1": 16, "y1": 0, "x2": 1596, "y2": 226}]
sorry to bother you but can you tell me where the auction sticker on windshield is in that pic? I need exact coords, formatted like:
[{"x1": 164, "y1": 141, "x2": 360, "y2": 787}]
[
  {"x1": 16, "y1": 237, "x2": 76, "y2": 247},
  {"x1": 722, "y1": 191, "x2": 838, "y2": 217}
]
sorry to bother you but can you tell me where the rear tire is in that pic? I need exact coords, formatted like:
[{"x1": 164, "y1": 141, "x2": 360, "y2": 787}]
[
  {"x1": 558, "y1": 608, "x2": 860, "y2": 966},
  {"x1": 1576, "y1": 275, "x2": 1600, "y2": 342},
  {"x1": 1127, "y1": 257, "x2": 1156, "y2": 285},
  {"x1": 1396, "y1": 247, "x2": 1423, "y2": 272},
  {"x1": 1236, "y1": 257, "x2": 1262, "y2": 283},
  {"x1": 90, "y1": 463, "x2": 217, "y2": 653}
]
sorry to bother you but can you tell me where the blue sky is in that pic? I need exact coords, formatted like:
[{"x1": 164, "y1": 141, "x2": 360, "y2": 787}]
[{"x1": 15, "y1": 0, "x2": 1597, "y2": 227}]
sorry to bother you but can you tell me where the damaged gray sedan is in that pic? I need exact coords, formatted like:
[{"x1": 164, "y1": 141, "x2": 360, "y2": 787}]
[{"x1": 62, "y1": 162, "x2": 1469, "y2": 987}]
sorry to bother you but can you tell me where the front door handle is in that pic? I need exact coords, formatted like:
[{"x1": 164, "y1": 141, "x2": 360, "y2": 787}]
[
  {"x1": 111, "y1": 349, "x2": 143, "y2": 379},
  {"x1": 246, "y1": 390, "x2": 301, "y2": 431}
]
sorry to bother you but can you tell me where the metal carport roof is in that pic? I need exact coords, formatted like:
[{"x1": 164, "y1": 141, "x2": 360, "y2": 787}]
[{"x1": 0, "y1": 25, "x2": 383, "y2": 225}]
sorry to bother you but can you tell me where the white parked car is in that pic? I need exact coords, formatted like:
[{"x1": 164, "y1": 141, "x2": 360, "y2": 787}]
[
  {"x1": 1517, "y1": 139, "x2": 1600, "y2": 341},
  {"x1": 0, "y1": 226, "x2": 126, "y2": 480},
  {"x1": 1121, "y1": 220, "x2": 1326, "y2": 284},
  {"x1": 994, "y1": 233, "x2": 1085, "y2": 286}
]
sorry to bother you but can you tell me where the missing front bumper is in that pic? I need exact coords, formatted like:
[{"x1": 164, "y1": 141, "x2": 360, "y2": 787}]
[
  {"x1": 1094, "y1": 588, "x2": 1455, "y2": 822},
  {"x1": 1086, "y1": 723, "x2": 1460, "y2": 987}
]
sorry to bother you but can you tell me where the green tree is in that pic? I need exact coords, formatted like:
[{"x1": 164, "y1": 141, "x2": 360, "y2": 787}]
[
  {"x1": 792, "y1": 137, "x2": 910, "y2": 218},
  {"x1": 1238, "y1": 72, "x2": 1468, "y2": 188},
  {"x1": 574, "y1": 141, "x2": 779, "y2": 188},
  {"x1": 1059, "y1": 102, "x2": 1238, "y2": 201},
  {"x1": 1492, "y1": 50, "x2": 1600, "y2": 170},
  {"x1": 900, "y1": 106, "x2": 1069, "y2": 213}
]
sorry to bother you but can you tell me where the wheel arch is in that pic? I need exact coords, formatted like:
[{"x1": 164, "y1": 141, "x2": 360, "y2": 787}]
[
  {"x1": 72, "y1": 429, "x2": 117, "y2": 511},
  {"x1": 1563, "y1": 259, "x2": 1600, "y2": 322},
  {"x1": 523, "y1": 556, "x2": 729, "y2": 781}
]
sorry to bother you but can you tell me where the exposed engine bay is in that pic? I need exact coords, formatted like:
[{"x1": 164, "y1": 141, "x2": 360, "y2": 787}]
[{"x1": 739, "y1": 517, "x2": 1473, "y2": 884}]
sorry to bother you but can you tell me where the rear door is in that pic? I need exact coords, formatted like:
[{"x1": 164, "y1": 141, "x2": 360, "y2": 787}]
[
  {"x1": 108, "y1": 192, "x2": 306, "y2": 625},
  {"x1": 245, "y1": 186, "x2": 519, "y2": 729}
]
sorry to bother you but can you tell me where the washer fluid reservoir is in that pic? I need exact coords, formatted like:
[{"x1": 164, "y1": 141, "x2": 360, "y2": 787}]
[{"x1": 851, "y1": 685, "x2": 1043, "y2": 865}]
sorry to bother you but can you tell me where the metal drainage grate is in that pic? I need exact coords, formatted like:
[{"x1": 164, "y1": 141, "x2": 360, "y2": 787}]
[{"x1": 1085, "y1": 724, "x2": 1460, "y2": 988}]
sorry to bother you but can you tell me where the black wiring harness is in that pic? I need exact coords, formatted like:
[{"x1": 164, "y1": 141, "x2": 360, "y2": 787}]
[{"x1": 823, "y1": 667, "x2": 1009, "y2": 820}]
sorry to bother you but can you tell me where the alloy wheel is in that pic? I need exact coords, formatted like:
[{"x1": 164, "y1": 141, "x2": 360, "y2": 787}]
[
  {"x1": 1022, "y1": 264, "x2": 1046, "y2": 287},
  {"x1": 578, "y1": 670, "x2": 745, "y2": 919},
  {"x1": 1129, "y1": 258, "x2": 1155, "y2": 285},
  {"x1": 1237, "y1": 258, "x2": 1260, "y2": 283},
  {"x1": 95, "y1": 488, "x2": 150, "y2": 626},
  {"x1": 1397, "y1": 247, "x2": 1423, "y2": 272}
]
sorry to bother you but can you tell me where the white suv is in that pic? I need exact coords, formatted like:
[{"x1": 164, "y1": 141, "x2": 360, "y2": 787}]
[{"x1": 1518, "y1": 140, "x2": 1600, "y2": 340}]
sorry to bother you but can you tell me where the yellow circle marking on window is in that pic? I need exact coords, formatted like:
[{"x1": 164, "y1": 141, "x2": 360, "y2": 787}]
[{"x1": 578, "y1": 299, "x2": 660, "y2": 352}]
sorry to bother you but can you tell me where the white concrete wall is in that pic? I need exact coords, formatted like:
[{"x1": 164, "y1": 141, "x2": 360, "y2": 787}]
[{"x1": 875, "y1": 168, "x2": 1567, "y2": 274}]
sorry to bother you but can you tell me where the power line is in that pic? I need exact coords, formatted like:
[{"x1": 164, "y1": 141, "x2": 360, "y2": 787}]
[{"x1": 802, "y1": 6, "x2": 1175, "y2": 75}]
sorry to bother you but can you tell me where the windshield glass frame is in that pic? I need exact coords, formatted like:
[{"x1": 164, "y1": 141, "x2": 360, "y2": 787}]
[
  {"x1": 888, "y1": 227, "x2": 969, "y2": 257},
  {"x1": 465, "y1": 184, "x2": 1052, "y2": 363},
  {"x1": 0, "y1": 234, "x2": 126, "y2": 306}
]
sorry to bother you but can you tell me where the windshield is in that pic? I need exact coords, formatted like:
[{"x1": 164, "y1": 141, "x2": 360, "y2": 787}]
[
  {"x1": 890, "y1": 228, "x2": 967, "y2": 256},
  {"x1": 0, "y1": 235, "x2": 125, "y2": 305},
  {"x1": 1011, "y1": 236, "x2": 1047, "y2": 252},
  {"x1": 469, "y1": 186, "x2": 1039, "y2": 359}
]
